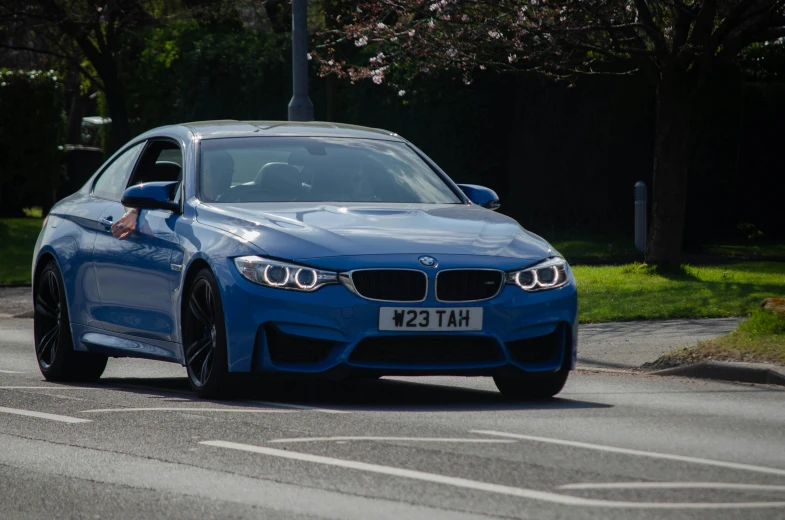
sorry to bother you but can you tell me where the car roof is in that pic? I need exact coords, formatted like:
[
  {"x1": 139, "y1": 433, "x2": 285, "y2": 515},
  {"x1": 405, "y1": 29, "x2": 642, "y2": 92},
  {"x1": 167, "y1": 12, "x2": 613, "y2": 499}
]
[{"x1": 175, "y1": 120, "x2": 403, "y2": 141}]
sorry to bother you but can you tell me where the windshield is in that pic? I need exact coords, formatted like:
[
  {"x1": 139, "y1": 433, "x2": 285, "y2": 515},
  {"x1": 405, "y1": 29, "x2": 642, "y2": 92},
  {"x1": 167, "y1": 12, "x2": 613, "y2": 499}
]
[{"x1": 198, "y1": 137, "x2": 462, "y2": 204}]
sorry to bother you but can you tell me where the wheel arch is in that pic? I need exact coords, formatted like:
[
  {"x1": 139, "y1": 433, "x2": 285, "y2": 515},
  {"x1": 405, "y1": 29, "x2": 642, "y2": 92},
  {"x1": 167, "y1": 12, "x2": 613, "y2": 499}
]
[
  {"x1": 179, "y1": 257, "x2": 212, "y2": 329},
  {"x1": 32, "y1": 250, "x2": 58, "y2": 296},
  {"x1": 32, "y1": 249, "x2": 73, "y2": 320}
]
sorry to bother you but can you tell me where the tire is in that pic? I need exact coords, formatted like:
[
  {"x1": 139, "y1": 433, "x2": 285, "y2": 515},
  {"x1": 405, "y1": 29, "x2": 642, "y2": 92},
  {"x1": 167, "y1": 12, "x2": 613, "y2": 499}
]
[
  {"x1": 34, "y1": 260, "x2": 107, "y2": 382},
  {"x1": 183, "y1": 268, "x2": 231, "y2": 398},
  {"x1": 493, "y1": 369, "x2": 569, "y2": 400}
]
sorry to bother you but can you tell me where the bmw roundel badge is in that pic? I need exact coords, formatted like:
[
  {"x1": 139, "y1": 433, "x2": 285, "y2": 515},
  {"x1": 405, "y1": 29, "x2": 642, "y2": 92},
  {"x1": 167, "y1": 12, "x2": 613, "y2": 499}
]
[{"x1": 419, "y1": 256, "x2": 437, "y2": 268}]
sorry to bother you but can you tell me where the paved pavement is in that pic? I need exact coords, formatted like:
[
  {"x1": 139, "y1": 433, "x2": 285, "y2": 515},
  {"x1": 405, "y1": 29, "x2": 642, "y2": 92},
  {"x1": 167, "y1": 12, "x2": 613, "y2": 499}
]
[
  {"x1": 0, "y1": 286, "x2": 32, "y2": 318},
  {"x1": 578, "y1": 318, "x2": 742, "y2": 369},
  {"x1": 1, "y1": 317, "x2": 784, "y2": 519}
]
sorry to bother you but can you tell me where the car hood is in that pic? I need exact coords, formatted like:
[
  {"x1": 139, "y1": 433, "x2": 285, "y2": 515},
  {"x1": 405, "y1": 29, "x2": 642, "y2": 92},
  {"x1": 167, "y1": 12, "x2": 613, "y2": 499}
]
[{"x1": 195, "y1": 202, "x2": 555, "y2": 262}]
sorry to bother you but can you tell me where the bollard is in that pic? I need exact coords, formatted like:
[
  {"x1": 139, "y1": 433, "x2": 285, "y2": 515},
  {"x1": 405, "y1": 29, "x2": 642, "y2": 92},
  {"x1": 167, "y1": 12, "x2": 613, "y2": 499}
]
[{"x1": 634, "y1": 181, "x2": 647, "y2": 253}]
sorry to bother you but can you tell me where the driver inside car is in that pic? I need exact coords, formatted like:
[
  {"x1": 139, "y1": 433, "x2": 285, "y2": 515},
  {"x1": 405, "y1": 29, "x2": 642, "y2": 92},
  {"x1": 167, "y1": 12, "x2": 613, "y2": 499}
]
[{"x1": 112, "y1": 150, "x2": 235, "y2": 240}]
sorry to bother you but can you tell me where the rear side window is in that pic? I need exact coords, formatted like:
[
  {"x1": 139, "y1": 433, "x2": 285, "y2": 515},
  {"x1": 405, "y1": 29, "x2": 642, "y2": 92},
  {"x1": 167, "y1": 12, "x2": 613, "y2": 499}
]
[{"x1": 93, "y1": 142, "x2": 145, "y2": 200}]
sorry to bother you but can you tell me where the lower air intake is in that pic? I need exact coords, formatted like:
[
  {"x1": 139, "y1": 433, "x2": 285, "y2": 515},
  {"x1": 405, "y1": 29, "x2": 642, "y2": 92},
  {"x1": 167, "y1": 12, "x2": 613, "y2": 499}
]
[
  {"x1": 505, "y1": 325, "x2": 565, "y2": 363},
  {"x1": 349, "y1": 336, "x2": 501, "y2": 365},
  {"x1": 265, "y1": 324, "x2": 338, "y2": 365}
]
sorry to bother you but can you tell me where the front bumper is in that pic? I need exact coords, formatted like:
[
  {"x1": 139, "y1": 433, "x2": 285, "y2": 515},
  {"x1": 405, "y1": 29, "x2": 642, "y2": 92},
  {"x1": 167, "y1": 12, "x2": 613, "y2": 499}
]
[{"x1": 218, "y1": 256, "x2": 578, "y2": 376}]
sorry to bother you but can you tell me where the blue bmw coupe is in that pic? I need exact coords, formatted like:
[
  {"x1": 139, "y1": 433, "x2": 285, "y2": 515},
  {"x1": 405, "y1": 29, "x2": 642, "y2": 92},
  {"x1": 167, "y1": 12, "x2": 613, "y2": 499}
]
[{"x1": 32, "y1": 121, "x2": 577, "y2": 399}]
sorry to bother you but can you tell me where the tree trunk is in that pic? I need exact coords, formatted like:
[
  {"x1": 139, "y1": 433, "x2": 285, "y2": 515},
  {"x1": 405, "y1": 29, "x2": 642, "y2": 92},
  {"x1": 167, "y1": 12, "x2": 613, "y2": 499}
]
[
  {"x1": 66, "y1": 92, "x2": 89, "y2": 145},
  {"x1": 101, "y1": 64, "x2": 131, "y2": 153},
  {"x1": 645, "y1": 68, "x2": 694, "y2": 267}
]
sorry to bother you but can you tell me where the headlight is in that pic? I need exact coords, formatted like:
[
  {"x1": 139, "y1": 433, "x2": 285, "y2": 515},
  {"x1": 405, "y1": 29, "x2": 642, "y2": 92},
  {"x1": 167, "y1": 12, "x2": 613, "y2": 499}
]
[
  {"x1": 234, "y1": 256, "x2": 338, "y2": 292},
  {"x1": 506, "y1": 258, "x2": 569, "y2": 292}
]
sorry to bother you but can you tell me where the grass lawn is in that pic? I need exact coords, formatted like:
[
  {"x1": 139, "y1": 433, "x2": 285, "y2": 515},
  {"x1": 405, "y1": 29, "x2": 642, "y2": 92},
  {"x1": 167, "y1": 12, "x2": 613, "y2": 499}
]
[
  {"x1": 648, "y1": 309, "x2": 785, "y2": 368},
  {"x1": 548, "y1": 231, "x2": 785, "y2": 264},
  {"x1": 574, "y1": 262, "x2": 785, "y2": 323},
  {"x1": 701, "y1": 242, "x2": 785, "y2": 261},
  {"x1": 0, "y1": 218, "x2": 43, "y2": 284},
  {"x1": 547, "y1": 232, "x2": 644, "y2": 265}
]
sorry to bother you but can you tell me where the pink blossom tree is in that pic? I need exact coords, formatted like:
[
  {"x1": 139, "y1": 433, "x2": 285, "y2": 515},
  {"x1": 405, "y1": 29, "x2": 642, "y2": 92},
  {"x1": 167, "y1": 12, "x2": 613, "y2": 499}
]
[{"x1": 317, "y1": 0, "x2": 785, "y2": 266}]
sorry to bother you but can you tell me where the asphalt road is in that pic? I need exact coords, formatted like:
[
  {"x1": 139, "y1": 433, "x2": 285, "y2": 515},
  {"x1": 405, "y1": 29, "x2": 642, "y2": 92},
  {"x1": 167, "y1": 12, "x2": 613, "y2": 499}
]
[{"x1": 1, "y1": 317, "x2": 784, "y2": 519}]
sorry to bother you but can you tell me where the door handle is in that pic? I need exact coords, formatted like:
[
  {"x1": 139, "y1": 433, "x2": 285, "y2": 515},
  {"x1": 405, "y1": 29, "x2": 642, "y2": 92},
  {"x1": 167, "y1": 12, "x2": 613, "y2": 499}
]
[{"x1": 99, "y1": 217, "x2": 114, "y2": 230}]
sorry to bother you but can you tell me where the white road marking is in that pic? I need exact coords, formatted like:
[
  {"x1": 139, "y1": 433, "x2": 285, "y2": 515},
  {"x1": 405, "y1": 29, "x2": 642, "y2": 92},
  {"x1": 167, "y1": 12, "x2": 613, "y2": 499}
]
[
  {"x1": 0, "y1": 370, "x2": 26, "y2": 374},
  {"x1": 560, "y1": 482, "x2": 785, "y2": 492},
  {"x1": 245, "y1": 400, "x2": 349, "y2": 414},
  {"x1": 269, "y1": 436, "x2": 514, "y2": 444},
  {"x1": 0, "y1": 386, "x2": 103, "y2": 390},
  {"x1": 0, "y1": 406, "x2": 91, "y2": 424},
  {"x1": 472, "y1": 430, "x2": 785, "y2": 477},
  {"x1": 201, "y1": 440, "x2": 785, "y2": 509},
  {"x1": 81, "y1": 407, "x2": 295, "y2": 413}
]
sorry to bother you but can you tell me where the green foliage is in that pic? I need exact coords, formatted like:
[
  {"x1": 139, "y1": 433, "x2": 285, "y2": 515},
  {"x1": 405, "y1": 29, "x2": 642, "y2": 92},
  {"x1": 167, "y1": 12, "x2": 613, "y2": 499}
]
[
  {"x1": 0, "y1": 70, "x2": 64, "y2": 217},
  {"x1": 125, "y1": 22, "x2": 292, "y2": 133},
  {"x1": 739, "y1": 309, "x2": 785, "y2": 336},
  {"x1": 0, "y1": 218, "x2": 43, "y2": 284},
  {"x1": 22, "y1": 207, "x2": 43, "y2": 218},
  {"x1": 574, "y1": 262, "x2": 785, "y2": 323}
]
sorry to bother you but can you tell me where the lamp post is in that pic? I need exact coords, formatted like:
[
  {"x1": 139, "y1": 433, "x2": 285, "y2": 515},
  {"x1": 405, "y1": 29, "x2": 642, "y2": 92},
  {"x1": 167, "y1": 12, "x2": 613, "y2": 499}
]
[{"x1": 288, "y1": 0, "x2": 313, "y2": 122}]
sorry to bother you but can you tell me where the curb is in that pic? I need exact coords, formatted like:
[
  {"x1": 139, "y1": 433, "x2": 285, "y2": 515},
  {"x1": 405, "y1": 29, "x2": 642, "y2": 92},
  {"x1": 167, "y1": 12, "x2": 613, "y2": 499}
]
[{"x1": 650, "y1": 361, "x2": 785, "y2": 387}]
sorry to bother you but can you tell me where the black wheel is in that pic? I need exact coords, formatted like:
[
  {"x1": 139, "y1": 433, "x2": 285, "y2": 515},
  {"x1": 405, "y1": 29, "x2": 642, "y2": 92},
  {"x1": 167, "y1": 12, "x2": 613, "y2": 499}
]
[
  {"x1": 183, "y1": 268, "x2": 231, "y2": 398},
  {"x1": 34, "y1": 260, "x2": 107, "y2": 381},
  {"x1": 493, "y1": 369, "x2": 569, "y2": 400}
]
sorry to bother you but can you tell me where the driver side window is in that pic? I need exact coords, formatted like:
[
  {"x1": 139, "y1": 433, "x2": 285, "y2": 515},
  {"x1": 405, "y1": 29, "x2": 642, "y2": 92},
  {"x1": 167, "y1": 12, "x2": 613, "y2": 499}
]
[{"x1": 92, "y1": 141, "x2": 145, "y2": 200}]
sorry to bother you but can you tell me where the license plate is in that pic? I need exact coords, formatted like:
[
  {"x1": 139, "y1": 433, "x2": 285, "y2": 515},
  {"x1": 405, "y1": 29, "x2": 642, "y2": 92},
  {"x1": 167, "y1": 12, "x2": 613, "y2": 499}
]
[{"x1": 379, "y1": 308, "x2": 483, "y2": 331}]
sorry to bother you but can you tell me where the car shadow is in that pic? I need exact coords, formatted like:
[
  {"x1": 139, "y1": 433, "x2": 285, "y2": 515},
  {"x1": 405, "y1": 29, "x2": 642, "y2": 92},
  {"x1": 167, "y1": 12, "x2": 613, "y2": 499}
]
[{"x1": 94, "y1": 376, "x2": 612, "y2": 412}]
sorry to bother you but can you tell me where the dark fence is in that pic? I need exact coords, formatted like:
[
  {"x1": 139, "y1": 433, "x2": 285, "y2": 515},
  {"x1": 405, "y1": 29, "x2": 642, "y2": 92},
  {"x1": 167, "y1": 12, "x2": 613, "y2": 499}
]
[{"x1": 318, "y1": 70, "x2": 784, "y2": 243}]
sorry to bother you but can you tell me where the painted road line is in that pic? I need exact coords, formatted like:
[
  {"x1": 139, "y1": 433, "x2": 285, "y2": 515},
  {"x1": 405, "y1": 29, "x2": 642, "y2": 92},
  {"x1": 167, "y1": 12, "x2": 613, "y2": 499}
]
[
  {"x1": 560, "y1": 482, "x2": 785, "y2": 492},
  {"x1": 0, "y1": 370, "x2": 26, "y2": 374},
  {"x1": 0, "y1": 406, "x2": 92, "y2": 424},
  {"x1": 245, "y1": 400, "x2": 349, "y2": 414},
  {"x1": 81, "y1": 407, "x2": 296, "y2": 413},
  {"x1": 200, "y1": 441, "x2": 785, "y2": 509},
  {"x1": 0, "y1": 386, "x2": 102, "y2": 390},
  {"x1": 472, "y1": 430, "x2": 785, "y2": 477},
  {"x1": 269, "y1": 436, "x2": 515, "y2": 444}
]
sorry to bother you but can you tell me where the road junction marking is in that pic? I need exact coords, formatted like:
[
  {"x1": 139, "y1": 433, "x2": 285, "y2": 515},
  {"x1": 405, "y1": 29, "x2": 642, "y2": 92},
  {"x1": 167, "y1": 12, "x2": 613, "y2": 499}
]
[
  {"x1": 269, "y1": 436, "x2": 514, "y2": 444},
  {"x1": 0, "y1": 406, "x2": 91, "y2": 424},
  {"x1": 80, "y1": 407, "x2": 296, "y2": 413},
  {"x1": 199, "y1": 440, "x2": 785, "y2": 509},
  {"x1": 472, "y1": 430, "x2": 785, "y2": 477}
]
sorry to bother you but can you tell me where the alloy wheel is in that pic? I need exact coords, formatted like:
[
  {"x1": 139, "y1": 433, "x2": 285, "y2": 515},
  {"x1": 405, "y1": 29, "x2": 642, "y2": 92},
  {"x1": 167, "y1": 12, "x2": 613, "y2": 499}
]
[
  {"x1": 185, "y1": 279, "x2": 218, "y2": 387},
  {"x1": 35, "y1": 269, "x2": 61, "y2": 368}
]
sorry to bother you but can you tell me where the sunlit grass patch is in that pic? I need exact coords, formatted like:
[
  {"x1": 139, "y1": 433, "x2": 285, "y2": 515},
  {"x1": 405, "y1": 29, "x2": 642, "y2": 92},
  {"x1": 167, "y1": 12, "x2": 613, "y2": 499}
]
[
  {"x1": 0, "y1": 218, "x2": 43, "y2": 284},
  {"x1": 573, "y1": 262, "x2": 785, "y2": 323},
  {"x1": 649, "y1": 310, "x2": 785, "y2": 368}
]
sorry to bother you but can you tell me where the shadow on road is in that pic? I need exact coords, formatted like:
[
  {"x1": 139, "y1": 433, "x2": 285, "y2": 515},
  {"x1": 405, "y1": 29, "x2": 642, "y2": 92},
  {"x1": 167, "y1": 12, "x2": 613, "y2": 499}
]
[{"x1": 92, "y1": 376, "x2": 613, "y2": 412}]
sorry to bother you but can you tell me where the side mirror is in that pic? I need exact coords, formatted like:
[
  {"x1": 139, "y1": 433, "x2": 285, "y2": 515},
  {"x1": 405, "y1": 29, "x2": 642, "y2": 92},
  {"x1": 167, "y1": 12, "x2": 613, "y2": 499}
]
[
  {"x1": 457, "y1": 184, "x2": 500, "y2": 211},
  {"x1": 121, "y1": 181, "x2": 180, "y2": 213}
]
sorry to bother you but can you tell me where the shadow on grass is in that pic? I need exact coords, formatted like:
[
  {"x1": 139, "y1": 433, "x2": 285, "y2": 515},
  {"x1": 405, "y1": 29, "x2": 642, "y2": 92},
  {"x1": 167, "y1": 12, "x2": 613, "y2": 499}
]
[
  {"x1": 620, "y1": 262, "x2": 701, "y2": 281},
  {"x1": 86, "y1": 376, "x2": 612, "y2": 412}
]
